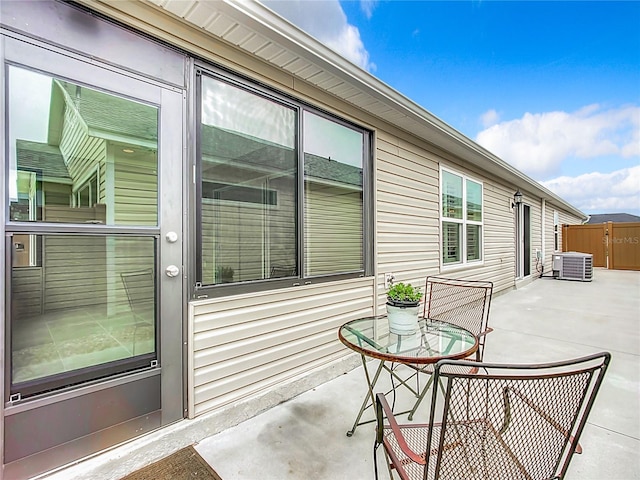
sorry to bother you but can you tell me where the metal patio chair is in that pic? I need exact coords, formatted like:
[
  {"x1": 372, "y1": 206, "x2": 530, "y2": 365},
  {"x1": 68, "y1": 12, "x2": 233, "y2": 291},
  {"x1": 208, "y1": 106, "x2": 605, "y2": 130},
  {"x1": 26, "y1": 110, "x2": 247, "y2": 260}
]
[
  {"x1": 375, "y1": 352, "x2": 610, "y2": 480},
  {"x1": 120, "y1": 269, "x2": 155, "y2": 355},
  {"x1": 270, "y1": 264, "x2": 297, "y2": 278},
  {"x1": 406, "y1": 276, "x2": 493, "y2": 420}
]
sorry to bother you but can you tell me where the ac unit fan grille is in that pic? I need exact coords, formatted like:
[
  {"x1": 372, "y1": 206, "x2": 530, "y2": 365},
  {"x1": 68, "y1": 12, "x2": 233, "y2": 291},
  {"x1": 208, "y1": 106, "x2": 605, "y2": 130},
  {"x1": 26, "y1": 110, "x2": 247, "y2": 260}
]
[{"x1": 558, "y1": 253, "x2": 593, "y2": 281}]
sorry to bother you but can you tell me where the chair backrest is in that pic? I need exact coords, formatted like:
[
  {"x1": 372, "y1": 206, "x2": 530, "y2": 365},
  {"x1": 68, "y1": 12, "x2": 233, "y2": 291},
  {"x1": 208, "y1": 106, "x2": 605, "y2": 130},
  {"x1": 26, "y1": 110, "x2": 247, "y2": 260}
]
[
  {"x1": 270, "y1": 265, "x2": 297, "y2": 278},
  {"x1": 120, "y1": 269, "x2": 155, "y2": 321},
  {"x1": 423, "y1": 276, "x2": 493, "y2": 359},
  {"x1": 426, "y1": 352, "x2": 610, "y2": 480}
]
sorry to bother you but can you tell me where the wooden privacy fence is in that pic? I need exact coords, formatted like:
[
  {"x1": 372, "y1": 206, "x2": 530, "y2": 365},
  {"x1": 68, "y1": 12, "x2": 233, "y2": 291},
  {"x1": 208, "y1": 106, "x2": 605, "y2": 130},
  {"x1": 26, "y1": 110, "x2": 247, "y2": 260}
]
[{"x1": 563, "y1": 222, "x2": 640, "y2": 271}]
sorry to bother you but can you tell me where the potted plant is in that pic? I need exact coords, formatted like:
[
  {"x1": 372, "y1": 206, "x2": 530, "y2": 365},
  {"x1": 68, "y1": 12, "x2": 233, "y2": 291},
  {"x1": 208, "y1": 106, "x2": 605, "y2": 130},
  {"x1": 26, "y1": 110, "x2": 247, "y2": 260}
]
[
  {"x1": 215, "y1": 265, "x2": 234, "y2": 284},
  {"x1": 386, "y1": 281, "x2": 423, "y2": 335}
]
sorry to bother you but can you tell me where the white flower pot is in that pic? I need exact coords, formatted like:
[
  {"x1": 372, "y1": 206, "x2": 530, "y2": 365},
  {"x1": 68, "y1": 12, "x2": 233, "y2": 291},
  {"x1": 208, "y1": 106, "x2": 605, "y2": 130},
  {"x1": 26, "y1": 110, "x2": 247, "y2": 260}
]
[{"x1": 386, "y1": 303, "x2": 420, "y2": 335}]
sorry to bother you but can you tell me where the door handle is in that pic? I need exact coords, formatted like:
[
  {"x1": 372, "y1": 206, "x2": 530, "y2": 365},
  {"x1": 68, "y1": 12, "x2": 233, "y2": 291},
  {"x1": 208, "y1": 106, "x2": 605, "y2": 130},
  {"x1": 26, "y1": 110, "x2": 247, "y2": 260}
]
[{"x1": 165, "y1": 265, "x2": 180, "y2": 278}]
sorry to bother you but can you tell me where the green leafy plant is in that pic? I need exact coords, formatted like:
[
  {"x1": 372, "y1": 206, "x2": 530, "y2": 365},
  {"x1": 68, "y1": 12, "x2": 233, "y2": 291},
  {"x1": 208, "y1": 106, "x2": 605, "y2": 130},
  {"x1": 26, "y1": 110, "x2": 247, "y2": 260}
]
[
  {"x1": 386, "y1": 281, "x2": 423, "y2": 307},
  {"x1": 215, "y1": 266, "x2": 234, "y2": 284}
]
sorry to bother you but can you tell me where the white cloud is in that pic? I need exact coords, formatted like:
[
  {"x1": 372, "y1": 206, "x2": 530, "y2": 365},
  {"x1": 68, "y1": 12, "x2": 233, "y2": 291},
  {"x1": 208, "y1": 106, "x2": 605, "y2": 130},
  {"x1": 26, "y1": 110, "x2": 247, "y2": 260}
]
[
  {"x1": 480, "y1": 109, "x2": 500, "y2": 128},
  {"x1": 475, "y1": 104, "x2": 640, "y2": 178},
  {"x1": 261, "y1": 0, "x2": 373, "y2": 71},
  {"x1": 360, "y1": 0, "x2": 378, "y2": 19},
  {"x1": 542, "y1": 165, "x2": 640, "y2": 214}
]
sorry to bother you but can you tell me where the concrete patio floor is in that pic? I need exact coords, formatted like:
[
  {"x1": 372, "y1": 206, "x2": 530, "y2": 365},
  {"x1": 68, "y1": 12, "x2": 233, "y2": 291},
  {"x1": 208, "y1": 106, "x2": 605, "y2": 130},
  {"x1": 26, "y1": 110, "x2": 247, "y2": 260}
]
[{"x1": 43, "y1": 268, "x2": 640, "y2": 480}]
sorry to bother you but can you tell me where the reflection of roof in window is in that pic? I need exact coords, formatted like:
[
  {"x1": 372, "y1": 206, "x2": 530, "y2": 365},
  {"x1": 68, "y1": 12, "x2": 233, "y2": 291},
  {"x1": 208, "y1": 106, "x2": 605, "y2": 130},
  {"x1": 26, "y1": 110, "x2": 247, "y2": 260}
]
[
  {"x1": 16, "y1": 139, "x2": 71, "y2": 180},
  {"x1": 304, "y1": 153, "x2": 362, "y2": 188},
  {"x1": 201, "y1": 124, "x2": 296, "y2": 172},
  {"x1": 201, "y1": 124, "x2": 362, "y2": 187},
  {"x1": 56, "y1": 81, "x2": 157, "y2": 141}
]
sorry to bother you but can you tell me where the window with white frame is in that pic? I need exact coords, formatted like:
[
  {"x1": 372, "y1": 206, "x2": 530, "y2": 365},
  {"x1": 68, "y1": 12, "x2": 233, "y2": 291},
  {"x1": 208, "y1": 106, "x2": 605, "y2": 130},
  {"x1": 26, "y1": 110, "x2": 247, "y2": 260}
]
[
  {"x1": 74, "y1": 171, "x2": 98, "y2": 207},
  {"x1": 441, "y1": 168, "x2": 483, "y2": 265}
]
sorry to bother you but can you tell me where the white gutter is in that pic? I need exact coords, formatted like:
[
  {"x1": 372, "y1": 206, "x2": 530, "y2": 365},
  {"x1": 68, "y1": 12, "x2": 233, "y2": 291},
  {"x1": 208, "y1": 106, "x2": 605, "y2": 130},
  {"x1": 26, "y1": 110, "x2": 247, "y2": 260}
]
[
  {"x1": 95, "y1": 0, "x2": 585, "y2": 219},
  {"x1": 222, "y1": 1, "x2": 587, "y2": 220}
]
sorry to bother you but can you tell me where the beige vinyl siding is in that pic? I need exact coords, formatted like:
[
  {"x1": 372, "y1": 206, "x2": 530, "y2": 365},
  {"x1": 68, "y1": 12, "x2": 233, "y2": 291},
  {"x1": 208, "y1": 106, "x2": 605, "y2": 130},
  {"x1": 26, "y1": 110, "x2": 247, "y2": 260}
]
[
  {"x1": 267, "y1": 179, "x2": 297, "y2": 274},
  {"x1": 41, "y1": 236, "x2": 150, "y2": 315},
  {"x1": 59, "y1": 103, "x2": 106, "y2": 187},
  {"x1": 58, "y1": 100, "x2": 89, "y2": 174},
  {"x1": 305, "y1": 183, "x2": 363, "y2": 275},
  {"x1": 200, "y1": 176, "x2": 296, "y2": 284},
  {"x1": 480, "y1": 182, "x2": 516, "y2": 291},
  {"x1": 111, "y1": 236, "x2": 156, "y2": 275},
  {"x1": 200, "y1": 201, "x2": 216, "y2": 283},
  {"x1": 11, "y1": 267, "x2": 44, "y2": 318},
  {"x1": 543, "y1": 205, "x2": 556, "y2": 271},
  {"x1": 188, "y1": 277, "x2": 374, "y2": 417},
  {"x1": 57, "y1": 81, "x2": 111, "y2": 216},
  {"x1": 208, "y1": 201, "x2": 266, "y2": 282},
  {"x1": 38, "y1": 203, "x2": 110, "y2": 312},
  {"x1": 11, "y1": 237, "x2": 140, "y2": 319},
  {"x1": 43, "y1": 236, "x2": 108, "y2": 312},
  {"x1": 43, "y1": 182, "x2": 72, "y2": 206},
  {"x1": 375, "y1": 131, "x2": 520, "y2": 304},
  {"x1": 376, "y1": 133, "x2": 439, "y2": 305},
  {"x1": 11, "y1": 208, "x2": 143, "y2": 316},
  {"x1": 111, "y1": 237, "x2": 157, "y2": 313},
  {"x1": 528, "y1": 194, "x2": 543, "y2": 277},
  {"x1": 113, "y1": 149, "x2": 158, "y2": 226}
]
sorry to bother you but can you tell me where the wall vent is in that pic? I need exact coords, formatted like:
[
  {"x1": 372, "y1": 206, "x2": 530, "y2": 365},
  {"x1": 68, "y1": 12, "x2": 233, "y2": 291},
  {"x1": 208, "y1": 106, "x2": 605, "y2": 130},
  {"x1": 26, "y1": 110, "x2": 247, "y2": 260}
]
[{"x1": 552, "y1": 252, "x2": 593, "y2": 282}]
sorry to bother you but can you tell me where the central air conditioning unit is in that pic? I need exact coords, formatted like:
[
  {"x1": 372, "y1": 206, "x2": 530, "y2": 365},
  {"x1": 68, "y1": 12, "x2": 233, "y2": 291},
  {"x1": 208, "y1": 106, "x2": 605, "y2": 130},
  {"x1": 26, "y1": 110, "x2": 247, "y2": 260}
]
[{"x1": 552, "y1": 252, "x2": 593, "y2": 281}]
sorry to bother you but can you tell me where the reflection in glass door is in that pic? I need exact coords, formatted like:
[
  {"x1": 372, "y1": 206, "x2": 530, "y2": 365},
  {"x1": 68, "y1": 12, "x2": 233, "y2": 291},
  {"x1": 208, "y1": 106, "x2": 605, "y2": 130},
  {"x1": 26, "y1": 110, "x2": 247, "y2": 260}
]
[{"x1": 6, "y1": 65, "x2": 160, "y2": 399}]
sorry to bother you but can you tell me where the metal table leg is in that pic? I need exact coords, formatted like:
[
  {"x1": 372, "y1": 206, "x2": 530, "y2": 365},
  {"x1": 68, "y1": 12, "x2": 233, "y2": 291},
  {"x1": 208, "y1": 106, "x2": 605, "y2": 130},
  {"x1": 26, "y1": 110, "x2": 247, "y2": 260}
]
[{"x1": 346, "y1": 355, "x2": 385, "y2": 436}]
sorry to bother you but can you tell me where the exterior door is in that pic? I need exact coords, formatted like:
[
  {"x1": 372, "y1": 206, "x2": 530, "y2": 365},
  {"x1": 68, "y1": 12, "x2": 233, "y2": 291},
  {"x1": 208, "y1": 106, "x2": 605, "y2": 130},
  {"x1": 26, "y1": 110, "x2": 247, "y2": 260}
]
[
  {"x1": 2, "y1": 31, "x2": 183, "y2": 478},
  {"x1": 516, "y1": 203, "x2": 531, "y2": 278}
]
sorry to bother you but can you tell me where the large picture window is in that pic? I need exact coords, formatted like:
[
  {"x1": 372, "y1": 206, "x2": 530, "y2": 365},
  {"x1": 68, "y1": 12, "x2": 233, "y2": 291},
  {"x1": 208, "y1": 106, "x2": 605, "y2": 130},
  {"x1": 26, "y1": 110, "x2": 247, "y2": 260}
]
[
  {"x1": 441, "y1": 168, "x2": 483, "y2": 266},
  {"x1": 196, "y1": 71, "x2": 369, "y2": 292}
]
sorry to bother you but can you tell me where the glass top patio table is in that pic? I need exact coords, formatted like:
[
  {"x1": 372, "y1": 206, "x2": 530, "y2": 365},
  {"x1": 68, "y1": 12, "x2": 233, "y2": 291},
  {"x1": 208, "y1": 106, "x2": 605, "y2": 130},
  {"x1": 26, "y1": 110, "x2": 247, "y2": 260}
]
[{"x1": 339, "y1": 316, "x2": 478, "y2": 365}]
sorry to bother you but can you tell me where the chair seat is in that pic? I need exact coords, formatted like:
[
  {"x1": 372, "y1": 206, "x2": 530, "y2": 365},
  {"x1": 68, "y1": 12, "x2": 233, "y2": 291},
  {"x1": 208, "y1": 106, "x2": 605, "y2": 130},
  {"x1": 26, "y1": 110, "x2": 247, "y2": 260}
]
[
  {"x1": 383, "y1": 420, "x2": 537, "y2": 480},
  {"x1": 375, "y1": 353, "x2": 611, "y2": 480}
]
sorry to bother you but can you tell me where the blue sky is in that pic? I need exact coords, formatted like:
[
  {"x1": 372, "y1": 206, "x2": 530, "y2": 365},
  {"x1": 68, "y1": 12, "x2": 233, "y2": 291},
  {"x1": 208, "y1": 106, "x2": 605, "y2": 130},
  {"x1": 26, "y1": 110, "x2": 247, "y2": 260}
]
[{"x1": 262, "y1": 0, "x2": 640, "y2": 217}]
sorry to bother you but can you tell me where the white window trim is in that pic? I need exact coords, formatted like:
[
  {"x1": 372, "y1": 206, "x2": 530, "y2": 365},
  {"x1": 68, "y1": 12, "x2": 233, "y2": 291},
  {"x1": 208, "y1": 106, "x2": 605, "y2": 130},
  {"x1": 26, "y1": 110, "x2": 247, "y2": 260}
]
[
  {"x1": 439, "y1": 166, "x2": 485, "y2": 269},
  {"x1": 73, "y1": 168, "x2": 99, "y2": 207}
]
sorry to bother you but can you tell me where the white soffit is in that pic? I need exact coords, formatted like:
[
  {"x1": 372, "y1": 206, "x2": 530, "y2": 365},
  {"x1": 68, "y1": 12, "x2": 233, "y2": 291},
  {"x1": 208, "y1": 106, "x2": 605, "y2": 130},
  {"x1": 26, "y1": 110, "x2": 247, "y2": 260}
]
[{"x1": 144, "y1": 0, "x2": 584, "y2": 219}]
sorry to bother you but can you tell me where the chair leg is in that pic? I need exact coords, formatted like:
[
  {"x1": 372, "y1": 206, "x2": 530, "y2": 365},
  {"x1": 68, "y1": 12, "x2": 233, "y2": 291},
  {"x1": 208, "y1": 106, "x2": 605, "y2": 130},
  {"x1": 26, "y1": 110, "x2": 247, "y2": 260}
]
[
  {"x1": 408, "y1": 374, "x2": 435, "y2": 420},
  {"x1": 374, "y1": 441, "x2": 396, "y2": 480},
  {"x1": 383, "y1": 448, "x2": 394, "y2": 479},
  {"x1": 132, "y1": 321, "x2": 151, "y2": 356},
  {"x1": 133, "y1": 323, "x2": 140, "y2": 356}
]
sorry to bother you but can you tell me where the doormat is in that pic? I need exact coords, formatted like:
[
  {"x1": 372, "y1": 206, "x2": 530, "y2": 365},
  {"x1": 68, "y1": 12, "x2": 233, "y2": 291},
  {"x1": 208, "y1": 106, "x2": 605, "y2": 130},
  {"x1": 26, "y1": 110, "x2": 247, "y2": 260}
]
[{"x1": 120, "y1": 445, "x2": 222, "y2": 480}]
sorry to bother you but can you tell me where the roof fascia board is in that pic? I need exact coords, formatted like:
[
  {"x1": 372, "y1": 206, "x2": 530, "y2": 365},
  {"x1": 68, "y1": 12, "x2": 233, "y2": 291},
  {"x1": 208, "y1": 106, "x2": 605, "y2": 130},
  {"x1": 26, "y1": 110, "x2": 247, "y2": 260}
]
[
  {"x1": 77, "y1": 0, "x2": 585, "y2": 220},
  {"x1": 210, "y1": 1, "x2": 586, "y2": 219}
]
